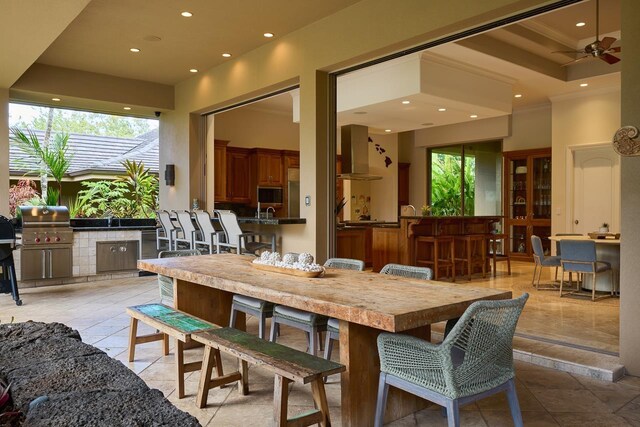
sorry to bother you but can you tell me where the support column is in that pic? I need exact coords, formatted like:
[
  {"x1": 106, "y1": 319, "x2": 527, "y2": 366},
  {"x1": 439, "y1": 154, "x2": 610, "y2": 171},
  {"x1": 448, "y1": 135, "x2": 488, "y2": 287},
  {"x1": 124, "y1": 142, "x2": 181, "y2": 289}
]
[
  {"x1": 620, "y1": 0, "x2": 640, "y2": 375},
  {"x1": 0, "y1": 89, "x2": 9, "y2": 217}
]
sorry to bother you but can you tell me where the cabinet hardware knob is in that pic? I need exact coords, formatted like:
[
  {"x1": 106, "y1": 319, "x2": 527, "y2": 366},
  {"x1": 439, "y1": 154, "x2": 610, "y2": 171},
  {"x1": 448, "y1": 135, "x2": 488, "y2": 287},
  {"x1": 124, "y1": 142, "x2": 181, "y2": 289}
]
[{"x1": 574, "y1": 219, "x2": 579, "y2": 224}]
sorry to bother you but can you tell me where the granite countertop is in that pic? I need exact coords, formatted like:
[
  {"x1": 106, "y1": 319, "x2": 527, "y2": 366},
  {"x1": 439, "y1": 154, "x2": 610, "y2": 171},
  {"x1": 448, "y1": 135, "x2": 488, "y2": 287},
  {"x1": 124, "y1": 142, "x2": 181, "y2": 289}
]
[
  {"x1": 70, "y1": 218, "x2": 158, "y2": 231},
  {"x1": 72, "y1": 226, "x2": 158, "y2": 231},
  {"x1": 237, "y1": 217, "x2": 306, "y2": 225}
]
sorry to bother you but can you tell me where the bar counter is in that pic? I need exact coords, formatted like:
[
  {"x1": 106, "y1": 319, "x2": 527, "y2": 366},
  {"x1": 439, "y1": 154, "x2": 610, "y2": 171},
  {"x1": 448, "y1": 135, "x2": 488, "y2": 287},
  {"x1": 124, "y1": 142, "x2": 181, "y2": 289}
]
[{"x1": 372, "y1": 216, "x2": 501, "y2": 272}]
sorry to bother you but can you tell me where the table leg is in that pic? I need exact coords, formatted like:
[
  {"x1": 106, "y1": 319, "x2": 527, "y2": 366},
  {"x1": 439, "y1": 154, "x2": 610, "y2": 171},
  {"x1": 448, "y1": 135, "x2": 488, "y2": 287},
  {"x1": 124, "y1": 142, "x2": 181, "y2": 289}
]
[
  {"x1": 339, "y1": 321, "x2": 430, "y2": 426},
  {"x1": 173, "y1": 278, "x2": 246, "y2": 330}
]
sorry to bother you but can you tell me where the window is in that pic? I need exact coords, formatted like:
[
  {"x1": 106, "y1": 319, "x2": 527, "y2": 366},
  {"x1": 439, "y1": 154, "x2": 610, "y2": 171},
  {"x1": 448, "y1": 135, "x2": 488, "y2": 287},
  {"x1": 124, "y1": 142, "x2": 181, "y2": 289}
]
[{"x1": 428, "y1": 141, "x2": 502, "y2": 217}]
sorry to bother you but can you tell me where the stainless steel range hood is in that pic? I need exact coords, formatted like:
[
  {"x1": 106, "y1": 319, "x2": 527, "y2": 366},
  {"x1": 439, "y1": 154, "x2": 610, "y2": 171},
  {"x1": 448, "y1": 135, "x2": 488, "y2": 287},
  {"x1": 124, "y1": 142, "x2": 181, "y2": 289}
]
[{"x1": 337, "y1": 124, "x2": 382, "y2": 181}]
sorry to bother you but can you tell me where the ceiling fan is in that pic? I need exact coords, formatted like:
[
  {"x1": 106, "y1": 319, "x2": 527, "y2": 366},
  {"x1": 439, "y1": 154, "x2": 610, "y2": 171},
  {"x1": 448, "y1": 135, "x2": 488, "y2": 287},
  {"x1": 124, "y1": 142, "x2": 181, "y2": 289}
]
[{"x1": 553, "y1": 0, "x2": 621, "y2": 66}]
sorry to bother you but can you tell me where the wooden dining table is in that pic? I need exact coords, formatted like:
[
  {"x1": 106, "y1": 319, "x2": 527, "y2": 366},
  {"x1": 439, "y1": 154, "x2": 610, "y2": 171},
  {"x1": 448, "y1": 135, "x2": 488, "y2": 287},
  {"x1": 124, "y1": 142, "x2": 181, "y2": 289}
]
[{"x1": 138, "y1": 254, "x2": 511, "y2": 426}]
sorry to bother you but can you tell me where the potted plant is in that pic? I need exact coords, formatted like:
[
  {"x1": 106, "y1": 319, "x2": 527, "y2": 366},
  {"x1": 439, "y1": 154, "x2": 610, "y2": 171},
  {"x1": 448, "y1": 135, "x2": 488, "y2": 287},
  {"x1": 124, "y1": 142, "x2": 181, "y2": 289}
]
[{"x1": 599, "y1": 222, "x2": 609, "y2": 233}]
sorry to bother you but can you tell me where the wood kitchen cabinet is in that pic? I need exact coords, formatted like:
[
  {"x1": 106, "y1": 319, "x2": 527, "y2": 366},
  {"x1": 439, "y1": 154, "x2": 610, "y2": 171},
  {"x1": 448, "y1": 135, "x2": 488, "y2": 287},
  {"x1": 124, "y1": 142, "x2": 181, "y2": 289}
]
[
  {"x1": 226, "y1": 147, "x2": 251, "y2": 203},
  {"x1": 336, "y1": 226, "x2": 372, "y2": 267},
  {"x1": 398, "y1": 162, "x2": 410, "y2": 215},
  {"x1": 503, "y1": 148, "x2": 552, "y2": 261},
  {"x1": 214, "y1": 140, "x2": 229, "y2": 202},
  {"x1": 252, "y1": 149, "x2": 283, "y2": 186}
]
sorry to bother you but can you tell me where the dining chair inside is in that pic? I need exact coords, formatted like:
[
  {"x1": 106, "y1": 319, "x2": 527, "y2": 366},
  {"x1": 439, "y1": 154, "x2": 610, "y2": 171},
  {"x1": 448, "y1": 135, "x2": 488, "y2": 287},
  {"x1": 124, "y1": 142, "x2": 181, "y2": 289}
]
[
  {"x1": 157, "y1": 249, "x2": 202, "y2": 306},
  {"x1": 559, "y1": 239, "x2": 614, "y2": 301},
  {"x1": 193, "y1": 211, "x2": 224, "y2": 254},
  {"x1": 487, "y1": 233, "x2": 511, "y2": 277},
  {"x1": 156, "y1": 210, "x2": 180, "y2": 251},
  {"x1": 271, "y1": 258, "x2": 364, "y2": 356},
  {"x1": 374, "y1": 293, "x2": 529, "y2": 427},
  {"x1": 531, "y1": 235, "x2": 561, "y2": 290}
]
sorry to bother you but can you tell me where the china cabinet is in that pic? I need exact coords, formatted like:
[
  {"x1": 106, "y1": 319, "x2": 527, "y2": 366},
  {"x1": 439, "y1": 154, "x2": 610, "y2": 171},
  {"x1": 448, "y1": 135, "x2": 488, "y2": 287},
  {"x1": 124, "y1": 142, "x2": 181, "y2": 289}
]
[{"x1": 503, "y1": 148, "x2": 552, "y2": 261}]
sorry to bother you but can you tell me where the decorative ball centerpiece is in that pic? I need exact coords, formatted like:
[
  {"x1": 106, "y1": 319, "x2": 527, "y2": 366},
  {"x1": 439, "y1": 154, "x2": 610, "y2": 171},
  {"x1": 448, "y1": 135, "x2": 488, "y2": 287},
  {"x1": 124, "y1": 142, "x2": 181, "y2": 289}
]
[
  {"x1": 252, "y1": 251, "x2": 323, "y2": 275},
  {"x1": 298, "y1": 253, "x2": 314, "y2": 266}
]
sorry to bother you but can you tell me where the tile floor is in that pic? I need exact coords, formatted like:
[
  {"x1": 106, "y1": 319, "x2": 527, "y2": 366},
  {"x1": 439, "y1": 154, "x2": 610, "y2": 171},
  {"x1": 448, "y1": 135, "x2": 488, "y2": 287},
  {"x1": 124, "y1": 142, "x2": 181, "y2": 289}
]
[{"x1": 0, "y1": 262, "x2": 637, "y2": 426}]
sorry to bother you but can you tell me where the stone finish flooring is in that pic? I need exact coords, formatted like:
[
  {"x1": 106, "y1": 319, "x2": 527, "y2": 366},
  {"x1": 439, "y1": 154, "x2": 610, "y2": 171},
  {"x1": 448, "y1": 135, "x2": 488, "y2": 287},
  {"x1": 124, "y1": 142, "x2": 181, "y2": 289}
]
[{"x1": 0, "y1": 261, "x2": 637, "y2": 426}]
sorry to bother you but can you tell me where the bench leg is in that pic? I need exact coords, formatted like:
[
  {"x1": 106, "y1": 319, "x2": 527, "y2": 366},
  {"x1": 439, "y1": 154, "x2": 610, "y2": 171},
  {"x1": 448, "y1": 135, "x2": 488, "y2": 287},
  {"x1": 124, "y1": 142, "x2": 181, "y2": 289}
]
[
  {"x1": 197, "y1": 345, "x2": 216, "y2": 408},
  {"x1": 274, "y1": 374, "x2": 291, "y2": 427},
  {"x1": 311, "y1": 379, "x2": 331, "y2": 427},
  {"x1": 128, "y1": 317, "x2": 138, "y2": 362},
  {"x1": 163, "y1": 333, "x2": 170, "y2": 356},
  {"x1": 239, "y1": 359, "x2": 249, "y2": 395},
  {"x1": 176, "y1": 340, "x2": 186, "y2": 399}
]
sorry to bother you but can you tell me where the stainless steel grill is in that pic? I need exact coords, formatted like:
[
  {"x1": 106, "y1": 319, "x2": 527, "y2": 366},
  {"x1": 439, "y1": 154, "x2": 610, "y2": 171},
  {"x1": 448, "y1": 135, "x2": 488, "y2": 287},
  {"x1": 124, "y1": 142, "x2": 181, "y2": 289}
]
[{"x1": 19, "y1": 206, "x2": 73, "y2": 281}]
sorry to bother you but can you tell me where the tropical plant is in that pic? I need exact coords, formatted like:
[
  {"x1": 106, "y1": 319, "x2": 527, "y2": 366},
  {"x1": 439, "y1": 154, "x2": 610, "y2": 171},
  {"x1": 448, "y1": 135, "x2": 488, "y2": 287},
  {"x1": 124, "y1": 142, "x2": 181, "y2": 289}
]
[
  {"x1": 76, "y1": 160, "x2": 158, "y2": 218},
  {"x1": 430, "y1": 153, "x2": 475, "y2": 216},
  {"x1": 8, "y1": 179, "x2": 40, "y2": 216},
  {"x1": 9, "y1": 127, "x2": 73, "y2": 204},
  {"x1": 67, "y1": 196, "x2": 86, "y2": 218}
]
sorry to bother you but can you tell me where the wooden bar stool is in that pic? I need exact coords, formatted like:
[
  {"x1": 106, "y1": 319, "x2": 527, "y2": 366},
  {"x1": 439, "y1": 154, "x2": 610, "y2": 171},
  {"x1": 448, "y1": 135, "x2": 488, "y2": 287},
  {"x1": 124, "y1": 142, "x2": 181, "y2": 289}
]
[
  {"x1": 454, "y1": 234, "x2": 487, "y2": 280},
  {"x1": 414, "y1": 235, "x2": 456, "y2": 281},
  {"x1": 487, "y1": 233, "x2": 511, "y2": 277}
]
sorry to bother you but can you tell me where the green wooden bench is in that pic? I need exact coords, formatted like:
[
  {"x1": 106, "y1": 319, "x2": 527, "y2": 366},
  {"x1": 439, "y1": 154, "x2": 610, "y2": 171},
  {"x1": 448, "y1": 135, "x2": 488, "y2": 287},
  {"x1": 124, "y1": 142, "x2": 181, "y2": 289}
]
[
  {"x1": 126, "y1": 303, "x2": 225, "y2": 399},
  {"x1": 192, "y1": 327, "x2": 346, "y2": 427}
]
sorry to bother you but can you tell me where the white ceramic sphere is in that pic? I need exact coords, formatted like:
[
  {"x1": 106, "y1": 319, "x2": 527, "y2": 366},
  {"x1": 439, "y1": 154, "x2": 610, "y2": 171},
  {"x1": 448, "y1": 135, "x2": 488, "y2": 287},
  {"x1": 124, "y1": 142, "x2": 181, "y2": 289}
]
[
  {"x1": 269, "y1": 252, "x2": 282, "y2": 263},
  {"x1": 282, "y1": 253, "x2": 297, "y2": 265},
  {"x1": 298, "y1": 253, "x2": 314, "y2": 265}
]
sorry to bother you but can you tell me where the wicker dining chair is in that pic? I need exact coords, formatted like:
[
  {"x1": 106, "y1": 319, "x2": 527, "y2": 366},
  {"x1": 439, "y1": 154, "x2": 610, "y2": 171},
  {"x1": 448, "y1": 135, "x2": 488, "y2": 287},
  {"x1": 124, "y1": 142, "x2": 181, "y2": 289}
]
[
  {"x1": 375, "y1": 293, "x2": 529, "y2": 427},
  {"x1": 323, "y1": 263, "x2": 429, "y2": 362},
  {"x1": 157, "y1": 249, "x2": 202, "y2": 306},
  {"x1": 271, "y1": 257, "x2": 364, "y2": 355}
]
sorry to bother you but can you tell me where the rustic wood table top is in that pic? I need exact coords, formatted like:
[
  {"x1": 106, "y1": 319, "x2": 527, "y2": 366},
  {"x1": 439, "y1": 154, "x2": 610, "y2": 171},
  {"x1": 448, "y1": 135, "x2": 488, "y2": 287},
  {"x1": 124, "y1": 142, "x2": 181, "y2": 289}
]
[{"x1": 138, "y1": 254, "x2": 511, "y2": 332}]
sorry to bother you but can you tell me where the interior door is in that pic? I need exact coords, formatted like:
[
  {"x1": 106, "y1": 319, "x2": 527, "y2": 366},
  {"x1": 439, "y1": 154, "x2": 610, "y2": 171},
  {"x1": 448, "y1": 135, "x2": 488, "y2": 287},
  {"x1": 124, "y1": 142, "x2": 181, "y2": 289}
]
[{"x1": 572, "y1": 146, "x2": 620, "y2": 234}]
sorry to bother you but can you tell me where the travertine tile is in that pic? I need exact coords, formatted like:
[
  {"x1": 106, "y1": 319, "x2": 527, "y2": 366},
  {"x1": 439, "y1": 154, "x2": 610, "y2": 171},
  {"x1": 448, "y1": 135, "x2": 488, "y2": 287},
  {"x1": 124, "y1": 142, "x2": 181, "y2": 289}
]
[
  {"x1": 550, "y1": 412, "x2": 631, "y2": 426},
  {"x1": 530, "y1": 389, "x2": 612, "y2": 413}
]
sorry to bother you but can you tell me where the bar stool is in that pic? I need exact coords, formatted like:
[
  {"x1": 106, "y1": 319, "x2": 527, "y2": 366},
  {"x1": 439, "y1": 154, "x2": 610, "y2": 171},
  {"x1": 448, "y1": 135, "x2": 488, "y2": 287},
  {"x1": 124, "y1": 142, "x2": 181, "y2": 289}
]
[
  {"x1": 414, "y1": 235, "x2": 456, "y2": 281},
  {"x1": 454, "y1": 234, "x2": 487, "y2": 280},
  {"x1": 487, "y1": 233, "x2": 511, "y2": 277}
]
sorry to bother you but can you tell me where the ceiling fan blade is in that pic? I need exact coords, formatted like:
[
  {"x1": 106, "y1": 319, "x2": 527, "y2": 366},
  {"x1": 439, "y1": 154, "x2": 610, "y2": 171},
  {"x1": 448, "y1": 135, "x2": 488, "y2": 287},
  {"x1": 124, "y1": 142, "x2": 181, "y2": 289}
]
[
  {"x1": 600, "y1": 53, "x2": 621, "y2": 64},
  {"x1": 609, "y1": 46, "x2": 622, "y2": 53},
  {"x1": 599, "y1": 37, "x2": 617, "y2": 50},
  {"x1": 561, "y1": 55, "x2": 590, "y2": 67}
]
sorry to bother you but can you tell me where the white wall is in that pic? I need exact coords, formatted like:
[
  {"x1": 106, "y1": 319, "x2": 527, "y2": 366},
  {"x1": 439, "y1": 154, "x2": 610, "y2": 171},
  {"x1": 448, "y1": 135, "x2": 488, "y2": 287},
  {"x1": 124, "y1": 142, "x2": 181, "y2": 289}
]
[
  {"x1": 503, "y1": 104, "x2": 551, "y2": 151},
  {"x1": 398, "y1": 131, "x2": 428, "y2": 210},
  {"x1": 414, "y1": 116, "x2": 510, "y2": 147},
  {"x1": 551, "y1": 88, "x2": 621, "y2": 236},
  {"x1": 369, "y1": 133, "x2": 398, "y2": 221},
  {"x1": 0, "y1": 89, "x2": 10, "y2": 216},
  {"x1": 215, "y1": 107, "x2": 299, "y2": 150}
]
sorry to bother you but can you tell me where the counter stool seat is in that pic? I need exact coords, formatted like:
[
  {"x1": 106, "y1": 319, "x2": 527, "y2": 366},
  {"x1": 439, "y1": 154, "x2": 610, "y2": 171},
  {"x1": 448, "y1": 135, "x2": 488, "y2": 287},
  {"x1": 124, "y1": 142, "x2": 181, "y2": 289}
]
[
  {"x1": 454, "y1": 234, "x2": 487, "y2": 280},
  {"x1": 414, "y1": 235, "x2": 456, "y2": 281}
]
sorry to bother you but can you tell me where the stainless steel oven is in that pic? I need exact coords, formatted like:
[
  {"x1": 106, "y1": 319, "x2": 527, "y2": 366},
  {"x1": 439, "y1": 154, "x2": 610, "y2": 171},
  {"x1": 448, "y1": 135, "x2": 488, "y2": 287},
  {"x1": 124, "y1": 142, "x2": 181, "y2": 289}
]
[{"x1": 19, "y1": 206, "x2": 73, "y2": 281}]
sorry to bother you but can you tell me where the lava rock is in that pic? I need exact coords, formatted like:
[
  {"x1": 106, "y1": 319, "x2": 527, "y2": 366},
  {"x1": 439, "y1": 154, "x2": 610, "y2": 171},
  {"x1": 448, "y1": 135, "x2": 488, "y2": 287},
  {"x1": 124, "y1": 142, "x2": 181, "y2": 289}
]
[
  {"x1": 23, "y1": 389, "x2": 201, "y2": 427},
  {"x1": 0, "y1": 322, "x2": 81, "y2": 353}
]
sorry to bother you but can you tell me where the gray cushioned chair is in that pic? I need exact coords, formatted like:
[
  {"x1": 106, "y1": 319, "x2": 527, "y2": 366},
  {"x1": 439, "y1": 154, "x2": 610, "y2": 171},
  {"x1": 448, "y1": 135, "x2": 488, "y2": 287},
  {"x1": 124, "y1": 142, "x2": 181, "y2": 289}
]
[
  {"x1": 158, "y1": 249, "x2": 202, "y2": 306},
  {"x1": 271, "y1": 257, "x2": 364, "y2": 355},
  {"x1": 531, "y1": 235, "x2": 561, "y2": 290},
  {"x1": 559, "y1": 239, "x2": 613, "y2": 301},
  {"x1": 323, "y1": 263, "x2": 431, "y2": 362},
  {"x1": 375, "y1": 293, "x2": 529, "y2": 427}
]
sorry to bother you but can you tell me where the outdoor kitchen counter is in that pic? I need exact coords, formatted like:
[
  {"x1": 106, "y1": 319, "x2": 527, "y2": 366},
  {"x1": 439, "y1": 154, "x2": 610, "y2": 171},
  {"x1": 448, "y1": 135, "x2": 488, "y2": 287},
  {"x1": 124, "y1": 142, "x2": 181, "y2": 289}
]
[
  {"x1": 71, "y1": 226, "x2": 158, "y2": 231},
  {"x1": 237, "y1": 217, "x2": 306, "y2": 225}
]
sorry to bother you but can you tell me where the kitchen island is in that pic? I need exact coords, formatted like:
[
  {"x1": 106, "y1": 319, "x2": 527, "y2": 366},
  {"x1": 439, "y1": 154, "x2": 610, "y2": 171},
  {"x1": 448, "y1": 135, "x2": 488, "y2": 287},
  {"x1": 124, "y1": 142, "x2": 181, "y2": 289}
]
[{"x1": 372, "y1": 216, "x2": 501, "y2": 272}]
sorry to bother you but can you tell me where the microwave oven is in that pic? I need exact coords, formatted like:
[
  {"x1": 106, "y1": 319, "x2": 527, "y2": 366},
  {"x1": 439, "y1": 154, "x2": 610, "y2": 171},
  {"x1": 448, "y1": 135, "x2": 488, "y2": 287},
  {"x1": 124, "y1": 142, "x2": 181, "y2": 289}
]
[{"x1": 257, "y1": 186, "x2": 283, "y2": 204}]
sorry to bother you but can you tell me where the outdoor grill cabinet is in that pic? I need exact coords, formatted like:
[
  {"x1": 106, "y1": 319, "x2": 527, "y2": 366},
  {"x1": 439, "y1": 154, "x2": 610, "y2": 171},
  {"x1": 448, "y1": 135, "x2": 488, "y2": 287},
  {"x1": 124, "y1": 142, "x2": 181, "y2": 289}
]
[
  {"x1": 20, "y1": 246, "x2": 73, "y2": 281},
  {"x1": 96, "y1": 240, "x2": 139, "y2": 273}
]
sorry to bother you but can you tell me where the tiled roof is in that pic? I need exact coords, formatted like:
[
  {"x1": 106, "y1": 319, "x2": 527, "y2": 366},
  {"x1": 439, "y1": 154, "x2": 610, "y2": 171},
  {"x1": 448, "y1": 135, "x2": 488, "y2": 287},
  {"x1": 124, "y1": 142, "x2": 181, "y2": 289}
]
[{"x1": 9, "y1": 128, "x2": 159, "y2": 177}]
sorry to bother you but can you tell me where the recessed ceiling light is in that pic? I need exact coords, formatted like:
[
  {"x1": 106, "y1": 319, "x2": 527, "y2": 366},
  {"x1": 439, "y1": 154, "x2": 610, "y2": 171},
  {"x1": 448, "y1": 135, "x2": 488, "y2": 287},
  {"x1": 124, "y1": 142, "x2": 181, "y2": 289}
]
[
  {"x1": 51, "y1": 98, "x2": 61, "y2": 102},
  {"x1": 576, "y1": 22, "x2": 586, "y2": 27},
  {"x1": 438, "y1": 108, "x2": 447, "y2": 112},
  {"x1": 222, "y1": 53, "x2": 232, "y2": 58},
  {"x1": 263, "y1": 32, "x2": 274, "y2": 38},
  {"x1": 181, "y1": 11, "x2": 193, "y2": 17},
  {"x1": 402, "y1": 100, "x2": 410, "y2": 105},
  {"x1": 353, "y1": 111, "x2": 367, "y2": 115},
  {"x1": 470, "y1": 114, "x2": 478, "y2": 118},
  {"x1": 130, "y1": 48, "x2": 140, "y2": 53},
  {"x1": 189, "y1": 69, "x2": 198, "y2": 73},
  {"x1": 384, "y1": 129, "x2": 392, "y2": 133},
  {"x1": 580, "y1": 83, "x2": 589, "y2": 87},
  {"x1": 123, "y1": 107, "x2": 131, "y2": 110},
  {"x1": 514, "y1": 94, "x2": 522, "y2": 98}
]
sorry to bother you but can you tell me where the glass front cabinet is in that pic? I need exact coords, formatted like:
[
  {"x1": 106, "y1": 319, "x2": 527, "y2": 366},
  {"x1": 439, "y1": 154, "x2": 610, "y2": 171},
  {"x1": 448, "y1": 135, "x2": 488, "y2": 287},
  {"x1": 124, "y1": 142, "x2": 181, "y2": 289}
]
[{"x1": 503, "y1": 148, "x2": 552, "y2": 261}]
